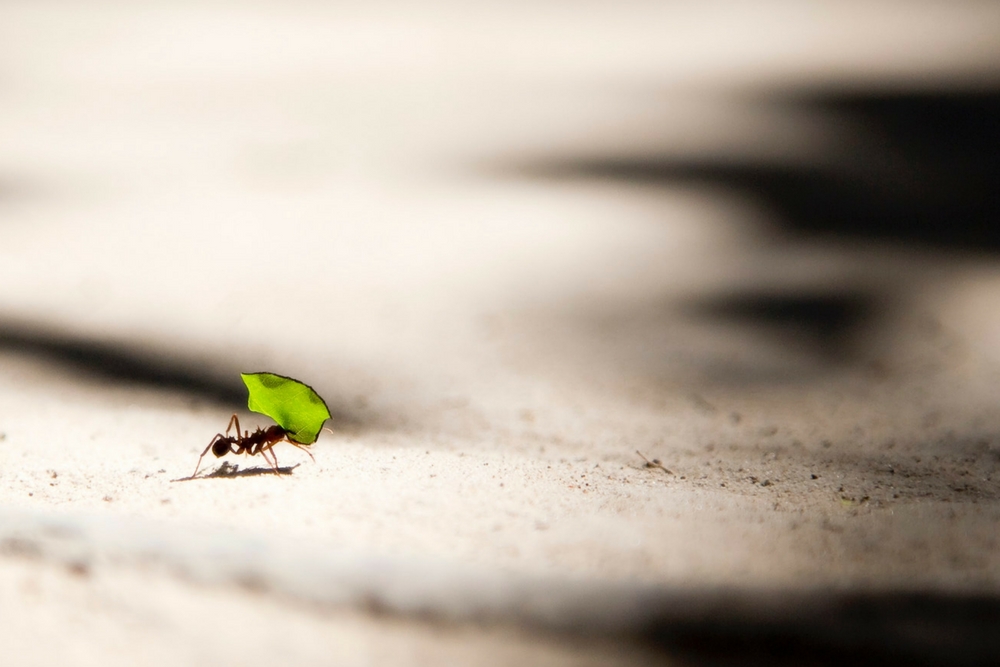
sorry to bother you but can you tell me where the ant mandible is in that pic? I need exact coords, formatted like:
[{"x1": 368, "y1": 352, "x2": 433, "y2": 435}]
[{"x1": 192, "y1": 414, "x2": 315, "y2": 477}]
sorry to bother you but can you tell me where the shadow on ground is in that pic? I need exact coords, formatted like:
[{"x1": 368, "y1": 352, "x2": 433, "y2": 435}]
[
  {"x1": 0, "y1": 317, "x2": 375, "y2": 430},
  {"x1": 173, "y1": 461, "x2": 302, "y2": 482},
  {"x1": 522, "y1": 87, "x2": 1000, "y2": 252},
  {"x1": 0, "y1": 317, "x2": 247, "y2": 407},
  {"x1": 680, "y1": 289, "x2": 887, "y2": 368},
  {"x1": 635, "y1": 589, "x2": 1000, "y2": 667},
  {"x1": 504, "y1": 85, "x2": 1000, "y2": 384}
]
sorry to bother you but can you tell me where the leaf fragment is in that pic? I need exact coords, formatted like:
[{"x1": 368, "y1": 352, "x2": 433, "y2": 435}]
[{"x1": 241, "y1": 372, "x2": 331, "y2": 444}]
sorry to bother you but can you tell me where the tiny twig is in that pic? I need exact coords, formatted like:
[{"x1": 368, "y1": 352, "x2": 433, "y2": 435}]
[{"x1": 636, "y1": 450, "x2": 674, "y2": 475}]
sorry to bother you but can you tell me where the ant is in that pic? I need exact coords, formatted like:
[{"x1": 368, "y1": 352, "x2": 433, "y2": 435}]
[{"x1": 192, "y1": 414, "x2": 315, "y2": 478}]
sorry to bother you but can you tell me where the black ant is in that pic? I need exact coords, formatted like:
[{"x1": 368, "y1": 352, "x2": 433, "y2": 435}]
[{"x1": 192, "y1": 414, "x2": 315, "y2": 478}]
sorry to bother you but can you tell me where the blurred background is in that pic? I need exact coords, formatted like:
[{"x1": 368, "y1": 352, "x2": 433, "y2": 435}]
[
  {"x1": 0, "y1": 1, "x2": 999, "y2": 410},
  {"x1": 2, "y1": 1, "x2": 1000, "y2": 665}
]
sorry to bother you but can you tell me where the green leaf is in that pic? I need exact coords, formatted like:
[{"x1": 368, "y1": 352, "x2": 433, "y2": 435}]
[{"x1": 241, "y1": 372, "x2": 331, "y2": 444}]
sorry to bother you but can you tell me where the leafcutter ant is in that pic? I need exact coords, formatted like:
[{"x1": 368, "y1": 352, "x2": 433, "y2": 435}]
[{"x1": 192, "y1": 414, "x2": 315, "y2": 478}]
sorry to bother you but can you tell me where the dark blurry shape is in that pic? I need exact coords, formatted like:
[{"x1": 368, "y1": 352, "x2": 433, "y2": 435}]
[
  {"x1": 511, "y1": 86, "x2": 1000, "y2": 380},
  {"x1": 0, "y1": 318, "x2": 246, "y2": 407},
  {"x1": 685, "y1": 290, "x2": 881, "y2": 364},
  {"x1": 0, "y1": 179, "x2": 18, "y2": 201},
  {"x1": 524, "y1": 87, "x2": 1000, "y2": 251},
  {"x1": 0, "y1": 319, "x2": 375, "y2": 428},
  {"x1": 809, "y1": 87, "x2": 1000, "y2": 249},
  {"x1": 0, "y1": 173, "x2": 45, "y2": 208},
  {"x1": 640, "y1": 589, "x2": 1000, "y2": 667}
]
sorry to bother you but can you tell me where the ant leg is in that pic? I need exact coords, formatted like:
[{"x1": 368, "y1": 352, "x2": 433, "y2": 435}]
[
  {"x1": 258, "y1": 442, "x2": 281, "y2": 474},
  {"x1": 192, "y1": 435, "x2": 222, "y2": 478},
  {"x1": 192, "y1": 415, "x2": 240, "y2": 478},
  {"x1": 285, "y1": 439, "x2": 316, "y2": 463},
  {"x1": 225, "y1": 414, "x2": 241, "y2": 437}
]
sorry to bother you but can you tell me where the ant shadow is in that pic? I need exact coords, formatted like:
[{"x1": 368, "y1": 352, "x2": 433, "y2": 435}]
[{"x1": 172, "y1": 461, "x2": 301, "y2": 482}]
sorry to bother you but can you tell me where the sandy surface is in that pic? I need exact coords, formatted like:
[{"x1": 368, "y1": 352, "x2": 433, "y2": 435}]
[{"x1": 2, "y1": 1, "x2": 1000, "y2": 665}]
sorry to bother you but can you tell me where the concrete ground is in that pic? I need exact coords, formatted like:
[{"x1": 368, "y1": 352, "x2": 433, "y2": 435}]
[{"x1": 2, "y1": 1, "x2": 1000, "y2": 665}]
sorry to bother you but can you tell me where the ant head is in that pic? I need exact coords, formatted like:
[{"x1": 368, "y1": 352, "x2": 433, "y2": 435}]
[{"x1": 212, "y1": 438, "x2": 232, "y2": 458}]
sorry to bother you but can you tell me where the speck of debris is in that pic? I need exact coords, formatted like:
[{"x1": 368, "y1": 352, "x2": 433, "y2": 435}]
[
  {"x1": 102, "y1": 496, "x2": 113, "y2": 502},
  {"x1": 160, "y1": 498, "x2": 171, "y2": 504},
  {"x1": 0, "y1": 432, "x2": 6, "y2": 441},
  {"x1": 821, "y1": 520, "x2": 844, "y2": 533},
  {"x1": 811, "y1": 474, "x2": 819, "y2": 480},
  {"x1": 47, "y1": 470, "x2": 58, "y2": 479},
  {"x1": 690, "y1": 393, "x2": 717, "y2": 413},
  {"x1": 67, "y1": 561, "x2": 90, "y2": 577},
  {"x1": 760, "y1": 479, "x2": 772, "y2": 487},
  {"x1": 636, "y1": 450, "x2": 674, "y2": 474}
]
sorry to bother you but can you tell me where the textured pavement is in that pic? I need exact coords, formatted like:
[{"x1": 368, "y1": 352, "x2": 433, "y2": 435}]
[{"x1": 2, "y1": 2, "x2": 1000, "y2": 665}]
